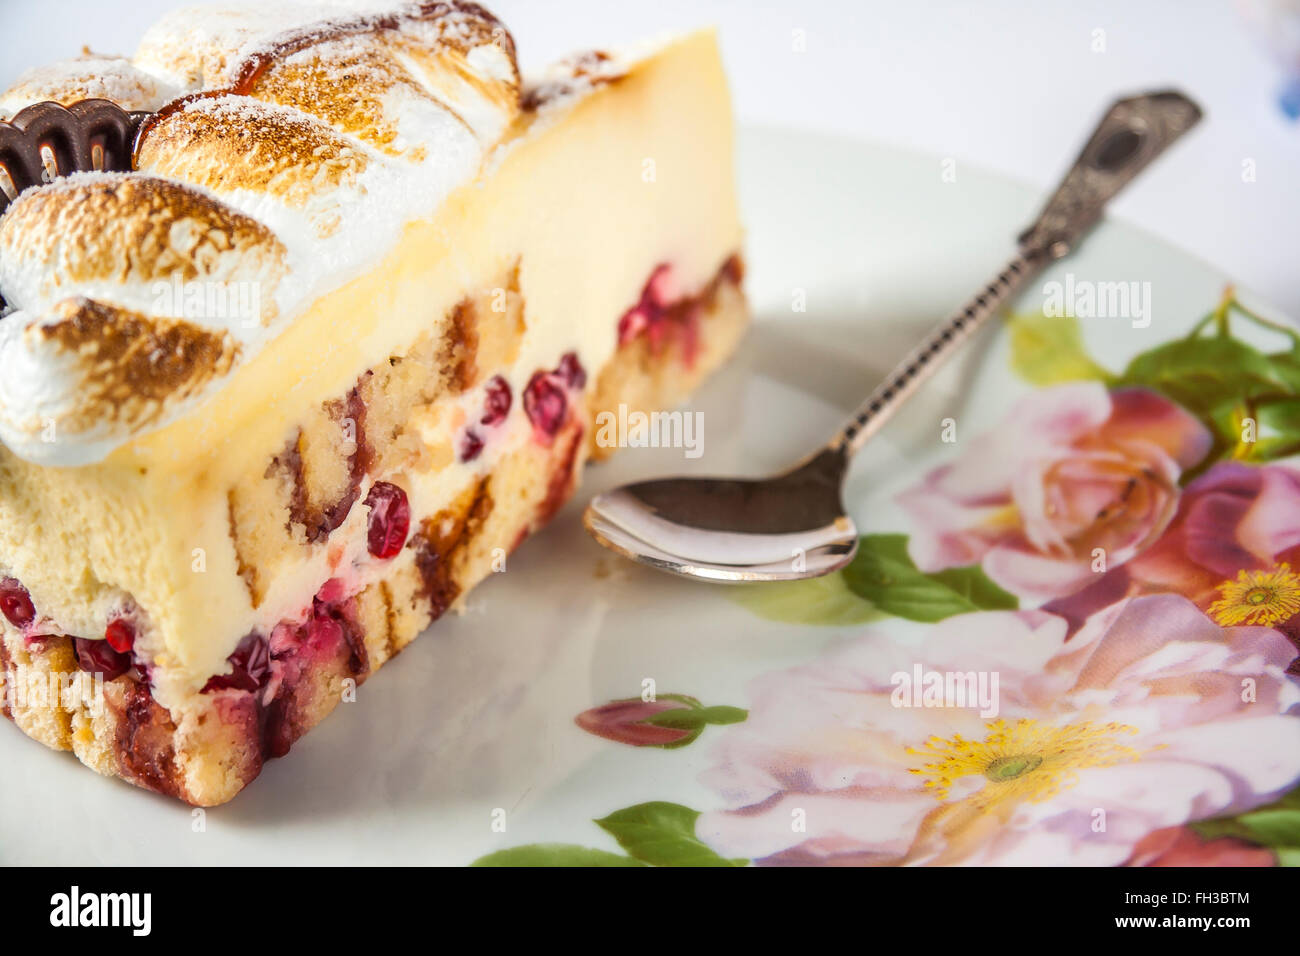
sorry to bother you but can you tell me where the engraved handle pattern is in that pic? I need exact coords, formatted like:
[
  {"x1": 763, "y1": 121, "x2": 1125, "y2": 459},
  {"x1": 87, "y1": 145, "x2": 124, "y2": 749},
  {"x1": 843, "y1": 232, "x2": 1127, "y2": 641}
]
[
  {"x1": 831, "y1": 89, "x2": 1203, "y2": 458},
  {"x1": 1016, "y1": 90, "x2": 1203, "y2": 259},
  {"x1": 831, "y1": 251, "x2": 1040, "y2": 455}
]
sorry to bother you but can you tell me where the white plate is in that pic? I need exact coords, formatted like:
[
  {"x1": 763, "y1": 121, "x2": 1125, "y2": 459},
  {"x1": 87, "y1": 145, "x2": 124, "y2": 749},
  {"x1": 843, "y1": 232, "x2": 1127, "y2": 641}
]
[{"x1": 0, "y1": 126, "x2": 1271, "y2": 865}]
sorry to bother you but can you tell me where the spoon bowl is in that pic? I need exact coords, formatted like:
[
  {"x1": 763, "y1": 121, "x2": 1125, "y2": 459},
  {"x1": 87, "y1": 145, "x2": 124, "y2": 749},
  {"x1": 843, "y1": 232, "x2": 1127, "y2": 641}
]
[{"x1": 584, "y1": 449, "x2": 859, "y2": 581}]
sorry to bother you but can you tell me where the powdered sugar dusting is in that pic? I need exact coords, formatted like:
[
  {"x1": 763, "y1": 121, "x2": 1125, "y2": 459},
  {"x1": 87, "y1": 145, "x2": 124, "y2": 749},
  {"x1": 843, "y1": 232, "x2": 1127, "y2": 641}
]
[{"x1": 0, "y1": 55, "x2": 178, "y2": 119}]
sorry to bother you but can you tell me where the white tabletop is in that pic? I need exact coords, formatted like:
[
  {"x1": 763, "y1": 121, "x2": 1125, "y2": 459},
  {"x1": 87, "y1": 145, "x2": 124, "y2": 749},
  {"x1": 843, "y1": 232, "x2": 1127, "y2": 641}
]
[{"x1": 4, "y1": 0, "x2": 1297, "y2": 313}]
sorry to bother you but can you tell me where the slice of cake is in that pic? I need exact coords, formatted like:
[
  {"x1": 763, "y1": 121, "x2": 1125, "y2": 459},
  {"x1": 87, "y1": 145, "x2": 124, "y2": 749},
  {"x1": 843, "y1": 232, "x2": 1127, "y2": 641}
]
[{"x1": 0, "y1": 1, "x2": 747, "y2": 804}]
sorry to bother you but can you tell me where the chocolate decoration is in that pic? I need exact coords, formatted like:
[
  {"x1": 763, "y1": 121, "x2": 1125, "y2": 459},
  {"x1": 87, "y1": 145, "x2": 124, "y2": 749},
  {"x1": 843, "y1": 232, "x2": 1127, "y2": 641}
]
[{"x1": 0, "y1": 99, "x2": 147, "y2": 215}]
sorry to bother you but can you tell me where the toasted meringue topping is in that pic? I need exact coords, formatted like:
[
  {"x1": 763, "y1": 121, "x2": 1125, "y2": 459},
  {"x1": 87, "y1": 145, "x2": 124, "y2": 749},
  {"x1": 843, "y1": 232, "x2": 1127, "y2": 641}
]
[
  {"x1": 0, "y1": 173, "x2": 286, "y2": 321},
  {"x1": 0, "y1": 2, "x2": 654, "y2": 466},
  {"x1": 134, "y1": 3, "x2": 327, "y2": 90},
  {"x1": 0, "y1": 298, "x2": 241, "y2": 463},
  {"x1": 246, "y1": 39, "x2": 450, "y2": 155},
  {"x1": 37, "y1": 297, "x2": 242, "y2": 415},
  {"x1": 521, "y1": 47, "x2": 636, "y2": 114},
  {"x1": 0, "y1": 55, "x2": 178, "y2": 119},
  {"x1": 137, "y1": 95, "x2": 373, "y2": 210}
]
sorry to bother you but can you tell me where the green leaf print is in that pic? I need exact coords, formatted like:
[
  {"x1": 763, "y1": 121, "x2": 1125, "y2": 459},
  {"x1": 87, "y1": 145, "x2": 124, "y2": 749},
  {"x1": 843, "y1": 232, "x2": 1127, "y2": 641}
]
[
  {"x1": 843, "y1": 534, "x2": 1017, "y2": 622},
  {"x1": 1007, "y1": 312, "x2": 1113, "y2": 386},
  {"x1": 1191, "y1": 784, "x2": 1300, "y2": 864},
  {"x1": 595, "y1": 802, "x2": 747, "y2": 867},
  {"x1": 470, "y1": 803, "x2": 748, "y2": 868},
  {"x1": 1118, "y1": 336, "x2": 1289, "y2": 415},
  {"x1": 642, "y1": 704, "x2": 748, "y2": 730},
  {"x1": 471, "y1": 844, "x2": 648, "y2": 867},
  {"x1": 729, "y1": 571, "x2": 884, "y2": 626}
]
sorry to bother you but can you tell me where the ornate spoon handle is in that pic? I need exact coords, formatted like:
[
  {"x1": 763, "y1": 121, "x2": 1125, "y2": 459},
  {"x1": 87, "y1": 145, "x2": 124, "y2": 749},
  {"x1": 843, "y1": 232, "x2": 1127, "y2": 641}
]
[{"x1": 831, "y1": 89, "x2": 1203, "y2": 458}]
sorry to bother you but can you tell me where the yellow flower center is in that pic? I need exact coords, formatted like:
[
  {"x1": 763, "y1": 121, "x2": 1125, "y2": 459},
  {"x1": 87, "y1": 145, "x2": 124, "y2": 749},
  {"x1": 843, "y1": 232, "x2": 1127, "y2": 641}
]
[
  {"x1": 907, "y1": 718, "x2": 1142, "y2": 804},
  {"x1": 1207, "y1": 563, "x2": 1300, "y2": 628}
]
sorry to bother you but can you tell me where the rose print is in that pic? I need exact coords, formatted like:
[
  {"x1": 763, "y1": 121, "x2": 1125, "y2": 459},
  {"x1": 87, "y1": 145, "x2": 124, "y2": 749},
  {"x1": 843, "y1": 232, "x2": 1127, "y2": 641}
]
[{"x1": 898, "y1": 383, "x2": 1211, "y2": 602}]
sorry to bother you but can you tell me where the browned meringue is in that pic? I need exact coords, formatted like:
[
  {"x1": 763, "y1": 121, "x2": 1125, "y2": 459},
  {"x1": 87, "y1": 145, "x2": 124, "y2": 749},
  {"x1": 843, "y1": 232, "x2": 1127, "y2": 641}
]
[{"x1": 0, "y1": 1, "x2": 522, "y2": 465}]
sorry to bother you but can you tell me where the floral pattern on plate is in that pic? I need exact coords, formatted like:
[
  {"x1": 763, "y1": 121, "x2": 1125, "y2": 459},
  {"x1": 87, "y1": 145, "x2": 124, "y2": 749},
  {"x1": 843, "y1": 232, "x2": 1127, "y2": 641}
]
[{"x1": 476, "y1": 292, "x2": 1300, "y2": 867}]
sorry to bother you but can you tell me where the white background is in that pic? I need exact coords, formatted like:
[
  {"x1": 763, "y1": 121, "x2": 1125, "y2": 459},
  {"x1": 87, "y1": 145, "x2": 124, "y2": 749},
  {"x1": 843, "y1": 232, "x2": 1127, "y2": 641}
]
[{"x1": 3, "y1": 0, "x2": 1297, "y2": 312}]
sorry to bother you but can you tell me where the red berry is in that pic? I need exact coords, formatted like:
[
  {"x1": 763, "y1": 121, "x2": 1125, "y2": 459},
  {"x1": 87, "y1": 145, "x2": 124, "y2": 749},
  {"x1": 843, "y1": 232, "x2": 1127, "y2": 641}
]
[
  {"x1": 72, "y1": 637, "x2": 131, "y2": 681},
  {"x1": 557, "y1": 351, "x2": 587, "y2": 390},
  {"x1": 481, "y1": 375, "x2": 512, "y2": 426},
  {"x1": 618, "y1": 264, "x2": 683, "y2": 347},
  {"x1": 617, "y1": 306, "x2": 650, "y2": 346},
  {"x1": 0, "y1": 578, "x2": 35, "y2": 629},
  {"x1": 459, "y1": 429, "x2": 484, "y2": 462},
  {"x1": 202, "y1": 633, "x2": 270, "y2": 693},
  {"x1": 306, "y1": 602, "x2": 343, "y2": 651},
  {"x1": 364, "y1": 481, "x2": 410, "y2": 559},
  {"x1": 524, "y1": 372, "x2": 568, "y2": 437},
  {"x1": 315, "y1": 577, "x2": 346, "y2": 605},
  {"x1": 644, "y1": 264, "x2": 676, "y2": 308},
  {"x1": 105, "y1": 618, "x2": 135, "y2": 653}
]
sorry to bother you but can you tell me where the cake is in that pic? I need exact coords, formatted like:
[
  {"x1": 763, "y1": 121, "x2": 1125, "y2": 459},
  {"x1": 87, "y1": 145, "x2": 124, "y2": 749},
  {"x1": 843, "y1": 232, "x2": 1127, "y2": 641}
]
[{"x1": 0, "y1": 1, "x2": 747, "y2": 804}]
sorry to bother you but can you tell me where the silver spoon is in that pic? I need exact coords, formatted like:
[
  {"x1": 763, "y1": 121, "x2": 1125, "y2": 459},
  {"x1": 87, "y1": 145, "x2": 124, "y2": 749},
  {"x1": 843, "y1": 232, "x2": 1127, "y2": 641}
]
[{"x1": 584, "y1": 90, "x2": 1203, "y2": 582}]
